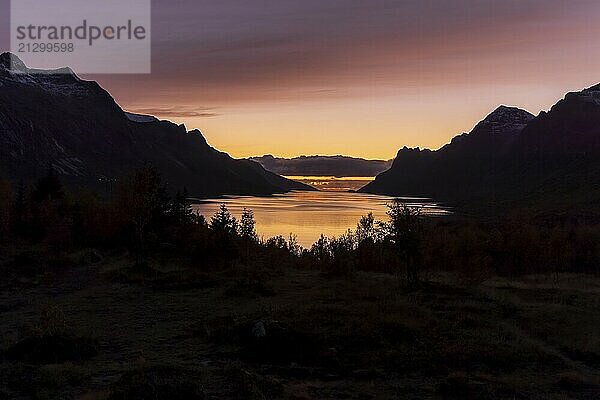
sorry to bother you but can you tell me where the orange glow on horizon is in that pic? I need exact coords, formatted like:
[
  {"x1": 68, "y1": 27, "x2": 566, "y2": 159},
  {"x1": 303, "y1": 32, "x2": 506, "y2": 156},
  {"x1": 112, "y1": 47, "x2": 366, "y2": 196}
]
[{"x1": 87, "y1": 1, "x2": 600, "y2": 160}]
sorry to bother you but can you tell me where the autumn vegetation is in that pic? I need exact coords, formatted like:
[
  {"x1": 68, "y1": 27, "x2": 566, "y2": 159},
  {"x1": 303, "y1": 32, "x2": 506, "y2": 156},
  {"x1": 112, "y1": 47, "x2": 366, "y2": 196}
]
[{"x1": 1, "y1": 167, "x2": 598, "y2": 285}]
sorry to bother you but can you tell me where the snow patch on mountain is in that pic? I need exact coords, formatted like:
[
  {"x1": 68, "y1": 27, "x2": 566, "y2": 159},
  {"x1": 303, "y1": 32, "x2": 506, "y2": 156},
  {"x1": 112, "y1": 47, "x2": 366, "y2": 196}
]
[
  {"x1": 125, "y1": 112, "x2": 159, "y2": 123},
  {"x1": 0, "y1": 53, "x2": 99, "y2": 97},
  {"x1": 478, "y1": 106, "x2": 534, "y2": 135}
]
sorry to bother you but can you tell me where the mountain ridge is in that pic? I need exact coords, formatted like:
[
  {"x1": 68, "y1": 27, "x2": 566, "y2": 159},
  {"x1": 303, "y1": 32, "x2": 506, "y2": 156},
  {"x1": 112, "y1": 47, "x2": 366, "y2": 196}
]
[
  {"x1": 250, "y1": 154, "x2": 393, "y2": 177},
  {"x1": 360, "y1": 90, "x2": 600, "y2": 214},
  {"x1": 0, "y1": 53, "x2": 314, "y2": 196}
]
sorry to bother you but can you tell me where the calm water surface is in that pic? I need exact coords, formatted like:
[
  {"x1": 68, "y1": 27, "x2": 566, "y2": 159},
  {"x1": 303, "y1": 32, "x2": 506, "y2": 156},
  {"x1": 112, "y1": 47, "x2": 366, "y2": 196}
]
[
  {"x1": 193, "y1": 190, "x2": 448, "y2": 248},
  {"x1": 283, "y1": 176, "x2": 376, "y2": 192}
]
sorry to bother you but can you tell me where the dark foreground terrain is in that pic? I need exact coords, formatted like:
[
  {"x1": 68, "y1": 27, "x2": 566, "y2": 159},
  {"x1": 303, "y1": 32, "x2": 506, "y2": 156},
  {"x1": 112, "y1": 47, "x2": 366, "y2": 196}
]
[
  {"x1": 1, "y1": 254, "x2": 599, "y2": 399},
  {"x1": 0, "y1": 169, "x2": 598, "y2": 399}
]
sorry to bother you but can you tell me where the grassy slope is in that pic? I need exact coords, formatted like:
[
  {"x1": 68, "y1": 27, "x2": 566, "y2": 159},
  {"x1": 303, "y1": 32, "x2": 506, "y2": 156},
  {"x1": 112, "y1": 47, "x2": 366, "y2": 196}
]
[{"x1": 1, "y1": 256, "x2": 599, "y2": 399}]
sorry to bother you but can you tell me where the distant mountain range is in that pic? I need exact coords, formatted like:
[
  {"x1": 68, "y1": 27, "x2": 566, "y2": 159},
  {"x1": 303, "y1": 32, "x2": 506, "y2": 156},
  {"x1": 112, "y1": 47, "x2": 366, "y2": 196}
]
[
  {"x1": 249, "y1": 155, "x2": 393, "y2": 177},
  {"x1": 0, "y1": 53, "x2": 313, "y2": 196},
  {"x1": 361, "y1": 87, "x2": 600, "y2": 214}
]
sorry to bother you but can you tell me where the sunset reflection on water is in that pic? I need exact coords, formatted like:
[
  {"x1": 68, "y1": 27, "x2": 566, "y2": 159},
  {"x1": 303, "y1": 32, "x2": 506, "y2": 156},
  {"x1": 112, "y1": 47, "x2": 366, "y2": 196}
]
[
  {"x1": 193, "y1": 183, "x2": 448, "y2": 247},
  {"x1": 283, "y1": 176, "x2": 375, "y2": 192}
]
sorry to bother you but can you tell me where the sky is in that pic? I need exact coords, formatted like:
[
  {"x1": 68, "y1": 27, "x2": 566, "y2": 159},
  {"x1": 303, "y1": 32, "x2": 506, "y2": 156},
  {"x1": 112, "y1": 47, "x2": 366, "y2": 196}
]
[{"x1": 3, "y1": 0, "x2": 600, "y2": 159}]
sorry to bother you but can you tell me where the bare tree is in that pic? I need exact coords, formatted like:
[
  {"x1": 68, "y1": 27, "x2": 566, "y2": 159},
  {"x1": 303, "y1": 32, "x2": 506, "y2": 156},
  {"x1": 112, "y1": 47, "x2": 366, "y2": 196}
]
[
  {"x1": 386, "y1": 200, "x2": 424, "y2": 284},
  {"x1": 118, "y1": 167, "x2": 168, "y2": 264}
]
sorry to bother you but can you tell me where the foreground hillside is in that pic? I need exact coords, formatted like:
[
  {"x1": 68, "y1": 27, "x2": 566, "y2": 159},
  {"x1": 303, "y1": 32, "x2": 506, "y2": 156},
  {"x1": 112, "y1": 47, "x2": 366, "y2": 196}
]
[
  {"x1": 0, "y1": 53, "x2": 311, "y2": 196},
  {"x1": 1, "y1": 258, "x2": 599, "y2": 399},
  {"x1": 0, "y1": 170, "x2": 598, "y2": 399},
  {"x1": 361, "y1": 88, "x2": 600, "y2": 216}
]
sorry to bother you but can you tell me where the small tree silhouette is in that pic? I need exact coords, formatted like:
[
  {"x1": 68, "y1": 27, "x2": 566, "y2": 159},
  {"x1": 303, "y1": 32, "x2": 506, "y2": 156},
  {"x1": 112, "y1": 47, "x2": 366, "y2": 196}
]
[
  {"x1": 386, "y1": 200, "x2": 424, "y2": 284},
  {"x1": 118, "y1": 167, "x2": 169, "y2": 264},
  {"x1": 356, "y1": 212, "x2": 376, "y2": 244},
  {"x1": 238, "y1": 207, "x2": 257, "y2": 260},
  {"x1": 210, "y1": 204, "x2": 237, "y2": 236},
  {"x1": 310, "y1": 234, "x2": 331, "y2": 268},
  {"x1": 171, "y1": 188, "x2": 195, "y2": 226},
  {"x1": 239, "y1": 208, "x2": 257, "y2": 241}
]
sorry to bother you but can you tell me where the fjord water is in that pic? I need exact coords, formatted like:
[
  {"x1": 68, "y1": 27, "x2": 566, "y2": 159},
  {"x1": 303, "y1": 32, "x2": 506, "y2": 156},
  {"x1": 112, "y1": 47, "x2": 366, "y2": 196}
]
[
  {"x1": 193, "y1": 189, "x2": 448, "y2": 248},
  {"x1": 282, "y1": 176, "x2": 377, "y2": 192}
]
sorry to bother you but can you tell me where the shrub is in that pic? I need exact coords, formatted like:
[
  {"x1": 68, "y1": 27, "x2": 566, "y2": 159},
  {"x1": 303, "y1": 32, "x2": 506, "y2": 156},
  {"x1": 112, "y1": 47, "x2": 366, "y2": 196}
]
[{"x1": 7, "y1": 305, "x2": 97, "y2": 364}]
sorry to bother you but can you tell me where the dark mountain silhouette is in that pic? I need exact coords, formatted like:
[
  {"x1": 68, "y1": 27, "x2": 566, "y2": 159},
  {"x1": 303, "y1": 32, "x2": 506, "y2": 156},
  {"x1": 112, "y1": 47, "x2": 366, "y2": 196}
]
[
  {"x1": 516, "y1": 85, "x2": 600, "y2": 155},
  {"x1": 250, "y1": 155, "x2": 393, "y2": 177},
  {"x1": 361, "y1": 92, "x2": 600, "y2": 214},
  {"x1": 0, "y1": 53, "x2": 313, "y2": 196}
]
